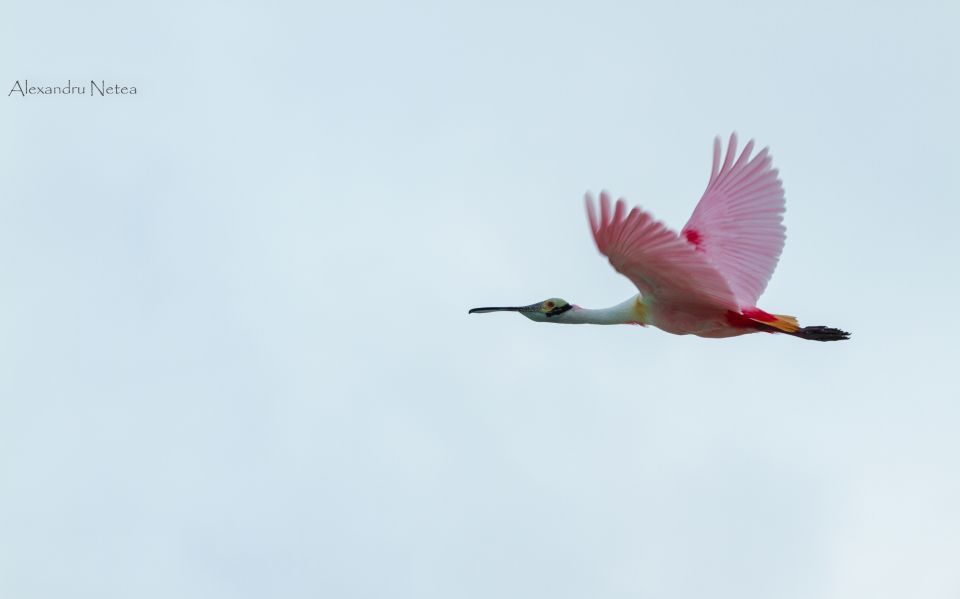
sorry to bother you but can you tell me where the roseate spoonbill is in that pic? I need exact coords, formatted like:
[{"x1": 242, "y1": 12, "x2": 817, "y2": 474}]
[{"x1": 470, "y1": 134, "x2": 850, "y2": 341}]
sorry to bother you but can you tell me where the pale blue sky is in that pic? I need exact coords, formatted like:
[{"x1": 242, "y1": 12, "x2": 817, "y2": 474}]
[{"x1": 2, "y1": 1, "x2": 959, "y2": 598}]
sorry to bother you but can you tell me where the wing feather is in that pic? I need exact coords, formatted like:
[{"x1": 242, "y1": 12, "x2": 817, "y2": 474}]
[
  {"x1": 586, "y1": 192, "x2": 738, "y2": 311},
  {"x1": 681, "y1": 133, "x2": 786, "y2": 307}
]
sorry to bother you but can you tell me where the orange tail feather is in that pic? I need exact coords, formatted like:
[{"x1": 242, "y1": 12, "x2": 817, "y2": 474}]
[
  {"x1": 740, "y1": 307, "x2": 851, "y2": 341},
  {"x1": 742, "y1": 308, "x2": 800, "y2": 333}
]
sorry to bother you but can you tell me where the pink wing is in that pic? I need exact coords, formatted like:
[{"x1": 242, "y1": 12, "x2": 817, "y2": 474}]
[
  {"x1": 681, "y1": 133, "x2": 786, "y2": 308},
  {"x1": 586, "y1": 191, "x2": 738, "y2": 310}
]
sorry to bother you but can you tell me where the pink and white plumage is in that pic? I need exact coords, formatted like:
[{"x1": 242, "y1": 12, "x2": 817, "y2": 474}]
[
  {"x1": 471, "y1": 134, "x2": 849, "y2": 342},
  {"x1": 681, "y1": 134, "x2": 786, "y2": 307}
]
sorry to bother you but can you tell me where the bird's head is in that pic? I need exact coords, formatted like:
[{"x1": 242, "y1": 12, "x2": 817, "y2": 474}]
[{"x1": 468, "y1": 298, "x2": 573, "y2": 322}]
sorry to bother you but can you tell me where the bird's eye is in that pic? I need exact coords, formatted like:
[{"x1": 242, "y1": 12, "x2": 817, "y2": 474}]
[{"x1": 545, "y1": 301, "x2": 555, "y2": 309}]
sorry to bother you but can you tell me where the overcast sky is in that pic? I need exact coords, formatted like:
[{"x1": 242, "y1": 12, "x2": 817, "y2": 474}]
[{"x1": 2, "y1": 1, "x2": 959, "y2": 598}]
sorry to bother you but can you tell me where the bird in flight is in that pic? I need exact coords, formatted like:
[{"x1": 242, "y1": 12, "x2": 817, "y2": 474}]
[{"x1": 470, "y1": 134, "x2": 850, "y2": 341}]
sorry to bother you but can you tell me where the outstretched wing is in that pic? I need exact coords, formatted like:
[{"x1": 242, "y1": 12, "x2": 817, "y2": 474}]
[
  {"x1": 586, "y1": 191, "x2": 738, "y2": 310},
  {"x1": 681, "y1": 133, "x2": 786, "y2": 308}
]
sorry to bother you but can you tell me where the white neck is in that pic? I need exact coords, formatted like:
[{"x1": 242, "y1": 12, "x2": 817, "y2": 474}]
[{"x1": 560, "y1": 295, "x2": 646, "y2": 325}]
